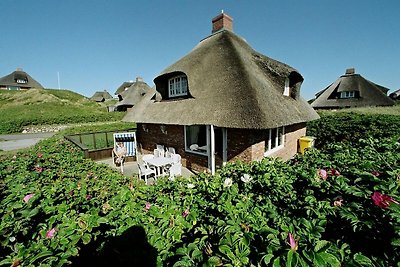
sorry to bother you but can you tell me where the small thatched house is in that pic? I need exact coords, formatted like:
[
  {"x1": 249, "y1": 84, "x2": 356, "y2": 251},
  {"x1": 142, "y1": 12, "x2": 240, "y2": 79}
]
[
  {"x1": 0, "y1": 68, "x2": 44, "y2": 90},
  {"x1": 311, "y1": 68, "x2": 394, "y2": 109},
  {"x1": 123, "y1": 12, "x2": 319, "y2": 173},
  {"x1": 389, "y1": 89, "x2": 400, "y2": 101},
  {"x1": 90, "y1": 90, "x2": 113, "y2": 102},
  {"x1": 115, "y1": 77, "x2": 153, "y2": 111},
  {"x1": 115, "y1": 81, "x2": 134, "y2": 100}
]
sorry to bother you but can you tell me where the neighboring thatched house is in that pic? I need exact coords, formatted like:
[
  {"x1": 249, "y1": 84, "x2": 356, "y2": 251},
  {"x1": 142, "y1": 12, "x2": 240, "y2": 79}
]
[
  {"x1": 311, "y1": 68, "x2": 394, "y2": 109},
  {"x1": 90, "y1": 90, "x2": 113, "y2": 102},
  {"x1": 115, "y1": 81, "x2": 134, "y2": 100},
  {"x1": 0, "y1": 68, "x2": 44, "y2": 90},
  {"x1": 389, "y1": 89, "x2": 400, "y2": 101},
  {"x1": 123, "y1": 12, "x2": 319, "y2": 174},
  {"x1": 115, "y1": 77, "x2": 153, "y2": 111}
]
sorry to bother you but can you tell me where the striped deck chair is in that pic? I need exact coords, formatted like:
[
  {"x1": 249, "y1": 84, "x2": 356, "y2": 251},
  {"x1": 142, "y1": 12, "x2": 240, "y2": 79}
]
[{"x1": 112, "y1": 132, "x2": 136, "y2": 166}]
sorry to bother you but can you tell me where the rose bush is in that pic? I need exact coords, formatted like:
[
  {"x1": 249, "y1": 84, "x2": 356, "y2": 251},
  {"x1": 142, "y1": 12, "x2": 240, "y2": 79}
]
[{"x1": 0, "y1": 113, "x2": 399, "y2": 266}]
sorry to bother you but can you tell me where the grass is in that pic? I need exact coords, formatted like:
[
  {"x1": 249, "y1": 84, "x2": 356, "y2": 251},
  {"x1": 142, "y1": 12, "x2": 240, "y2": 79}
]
[
  {"x1": 0, "y1": 89, "x2": 125, "y2": 134},
  {"x1": 318, "y1": 102, "x2": 400, "y2": 116}
]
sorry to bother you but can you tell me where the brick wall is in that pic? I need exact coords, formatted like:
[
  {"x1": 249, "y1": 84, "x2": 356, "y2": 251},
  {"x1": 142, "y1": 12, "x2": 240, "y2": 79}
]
[{"x1": 137, "y1": 122, "x2": 307, "y2": 172}]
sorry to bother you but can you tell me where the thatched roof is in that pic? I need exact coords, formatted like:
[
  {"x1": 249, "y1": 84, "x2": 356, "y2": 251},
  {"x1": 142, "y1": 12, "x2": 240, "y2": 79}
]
[
  {"x1": 123, "y1": 29, "x2": 319, "y2": 129},
  {"x1": 389, "y1": 89, "x2": 400, "y2": 100},
  {"x1": 115, "y1": 81, "x2": 134, "y2": 96},
  {"x1": 90, "y1": 90, "x2": 113, "y2": 102},
  {"x1": 116, "y1": 78, "x2": 152, "y2": 108},
  {"x1": 312, "y1": 68, "x2": 394, "y2": 109},
  {"x1": 0, "y1": 68, "x2": 44, "y2": 89}
]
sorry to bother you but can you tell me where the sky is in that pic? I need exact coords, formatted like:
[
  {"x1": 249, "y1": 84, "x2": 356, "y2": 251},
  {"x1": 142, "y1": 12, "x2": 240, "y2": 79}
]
[{"x1": 1, "y1": 0, "x2": 399, "y2": 101}]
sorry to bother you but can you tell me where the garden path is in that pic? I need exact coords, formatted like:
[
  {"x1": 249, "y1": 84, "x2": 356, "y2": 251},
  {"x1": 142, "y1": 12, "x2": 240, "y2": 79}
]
[{"x1": 0, "y1": 132, "x2": 55, "y2": 151}]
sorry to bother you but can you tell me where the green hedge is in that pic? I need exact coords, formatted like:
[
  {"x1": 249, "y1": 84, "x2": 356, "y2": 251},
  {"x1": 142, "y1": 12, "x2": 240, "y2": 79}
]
[
  {"x1": 0, "y1": 114, "x2": 399, "y2": 266},
  {"x1": 307, "y1": 112, "x2": 400, "y2": 148}
]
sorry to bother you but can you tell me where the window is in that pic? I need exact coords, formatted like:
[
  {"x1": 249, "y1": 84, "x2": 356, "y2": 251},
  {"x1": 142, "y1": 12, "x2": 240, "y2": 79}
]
[
  {"x1": 185, "y1": 125, "x2": 207, "y2": 155},
  {"x1": 169, "y1": 75, "x2": 188, "y2": 97},
  {"x1": 283, "y1": 78, "x2": 290, "y2": 96},
  {"x1": 265, "y1": 126, "x2": 285, "y2": 154},
  {"x1": 340, "y1": 91, "x2": 355, "y2": 98},
  {"x1": 16, "y1": 79, "x2": 27, "y2": 84}
]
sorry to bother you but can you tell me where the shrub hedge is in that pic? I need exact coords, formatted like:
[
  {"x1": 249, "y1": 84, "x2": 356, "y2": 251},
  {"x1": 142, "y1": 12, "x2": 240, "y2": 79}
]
[{"x1": 0, "y1": 114, "x2": 399, "y2": 266}]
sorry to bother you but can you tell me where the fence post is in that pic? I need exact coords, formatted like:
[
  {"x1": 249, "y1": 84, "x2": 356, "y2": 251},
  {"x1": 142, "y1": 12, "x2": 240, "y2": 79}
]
[{"x1": 92, "y1": 133, "x2": 97, "y2": 149}]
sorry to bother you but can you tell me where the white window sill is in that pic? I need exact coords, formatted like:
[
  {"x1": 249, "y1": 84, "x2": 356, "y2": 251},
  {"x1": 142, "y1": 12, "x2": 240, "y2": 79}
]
[
  {"x1": 185, "y1": 148, "x2": 207, "y2": 156},
  {"x1": 264, "y1": 145, "x2": 284, "y2": 157}
]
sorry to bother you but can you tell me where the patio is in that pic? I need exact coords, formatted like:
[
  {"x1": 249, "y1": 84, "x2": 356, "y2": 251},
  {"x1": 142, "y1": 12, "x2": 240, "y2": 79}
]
[{"x1": 95, "y1": 157, "x2": 195, "y2": 180}]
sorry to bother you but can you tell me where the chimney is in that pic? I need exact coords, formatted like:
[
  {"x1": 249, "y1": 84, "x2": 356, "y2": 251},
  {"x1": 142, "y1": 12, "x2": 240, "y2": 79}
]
[
  {"x1": 136, "y1": 77, "x2": 143, "y2": 82},
  {"x1": 212, "y1": 11, "x2": 233, "y2": 33},
  {"x1": 16, "y1": 67, "x2": 23, "y2": 71},
  {"x1": 345, "y1": 68, "x2": 355, "y2": 75}
]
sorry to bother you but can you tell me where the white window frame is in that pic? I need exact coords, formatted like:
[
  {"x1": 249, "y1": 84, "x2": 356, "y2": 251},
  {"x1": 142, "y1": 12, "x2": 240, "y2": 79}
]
[
  {"x1": 340, "y1": 91, "x2": 355, "y2": 98},
  {"x1": 264, "y1": 126, "x2": 285, "y2": 156},
  {"x1": 16, "y1": 79, "x2": 27, "y2": 84},
  {"x1": 283, "y1": 78, "x2": 290, "y2": 96},
  {"x1": 184, "y1": 125, "x2": 208, "y2": 156},
  {"x1": 169, "y1": 75, "x2": 188, "y2": 97}
]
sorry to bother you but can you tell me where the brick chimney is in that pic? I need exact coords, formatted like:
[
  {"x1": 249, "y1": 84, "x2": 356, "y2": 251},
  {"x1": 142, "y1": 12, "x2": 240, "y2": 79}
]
[
  {"x1": 345, "y1": 68, "x2": 355, "y2": 75},
  {"x1": 212, "y1": 11, "x2": 233, "y2": 33}
]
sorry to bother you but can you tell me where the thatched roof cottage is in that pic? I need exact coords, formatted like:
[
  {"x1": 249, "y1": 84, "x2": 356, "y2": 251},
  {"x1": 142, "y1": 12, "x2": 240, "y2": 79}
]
[
  {"x1": 389, "y1": 89, "x2": 400, "y2": 101},
  {"x1": 90, "y1": 90, "x2": 113, "y2": 102},
  {"x1": 114, "y1": 81, "x2": 134, "y2": 99},
  {"x1": 115, "y1": 77, "x2": 153, "y2": 111},
  {"x1": 124, "y1": 12, "x2": 319, "y2": 173},
  {"x1": 0, "y1": 68, "x2": 44, "y2": 90},
  {"x1": 311, "y1": 68, "x2": 394, "y2": 109}
]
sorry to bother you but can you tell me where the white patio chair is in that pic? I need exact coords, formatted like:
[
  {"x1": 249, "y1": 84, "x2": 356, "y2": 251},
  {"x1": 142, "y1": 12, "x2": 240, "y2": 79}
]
[
  {"x1": 168, "y1": 147, "x2": 176, "y2": 154},
  {"x1": 168, "y1": 163, "x2": 182, "y2": 180},
  {"x1": 137, "y1": 162, "x2": 156, "y2": 185},
  {"x1": 156, "y1": 144, "x2": 164, "y2": 151},
  {"x1": 172, "y1": 154, "x2": 181, "y2": 164}
]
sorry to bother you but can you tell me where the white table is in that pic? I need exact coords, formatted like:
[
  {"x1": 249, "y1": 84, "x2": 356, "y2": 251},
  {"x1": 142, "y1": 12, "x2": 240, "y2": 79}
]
[{"x1": 144, "y1": 157, "x2": 174, "y2": 177}]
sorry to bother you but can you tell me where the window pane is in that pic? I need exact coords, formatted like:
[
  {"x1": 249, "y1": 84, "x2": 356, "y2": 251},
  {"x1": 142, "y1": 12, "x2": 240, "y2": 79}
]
[
  {"x1": 278, "y1": 127, "x2": 283, "y2": 146},
  {"x1": 271, "y1": 128, "x2": 277, "y2": 149},
  {"x1": 186, "y1": 125, "x2": 207, "y2": 154}
]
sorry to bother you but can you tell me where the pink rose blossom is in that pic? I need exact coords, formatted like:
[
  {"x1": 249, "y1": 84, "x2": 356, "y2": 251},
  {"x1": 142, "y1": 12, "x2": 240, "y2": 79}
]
[
  {"x1": 46, "y1": 228, "x2": 57, "y2": 239},
  {"x1": 372, "y1": 191, "x2": 399, "y2": 208},
  {"x1": 288, "y1": 233, "x2": 298, "y2": 251},
  {"x1": 371, "y1": 171, "x2": 381, "y2": 177},
  {"x1": 37, "y1": 153, "x2": 43, "y2": 158},
  {"x1": 330, "y1": 168, "x2": 340, "y2": 176},
  {"x1": 182, "y1": 209, "x2": 190, "y2": 218},
  {"x1": 23, "y1": 193, "x2": 34, "y2": 203},
  {"x1": 318, "y1": 169, "x2": 328, "y2": 180},
  {"x1": 144, "y1": 202, "x2": 151, "y2": 211}
]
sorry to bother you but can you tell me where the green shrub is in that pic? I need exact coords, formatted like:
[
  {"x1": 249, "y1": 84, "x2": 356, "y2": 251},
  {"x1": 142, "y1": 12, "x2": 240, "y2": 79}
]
[{"x1": 1, "y1": 133, "x2": 399, "y2": 266}]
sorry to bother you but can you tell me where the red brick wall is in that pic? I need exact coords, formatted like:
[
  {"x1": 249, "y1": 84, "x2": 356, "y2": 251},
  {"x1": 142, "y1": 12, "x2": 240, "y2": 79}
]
[{"x1": 137, "y1": 122, "x2": 307, "y2": 172}]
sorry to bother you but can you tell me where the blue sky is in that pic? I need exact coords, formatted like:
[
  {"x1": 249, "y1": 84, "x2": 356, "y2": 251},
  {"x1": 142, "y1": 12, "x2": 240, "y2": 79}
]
[{"x1": 1, "y1": 0, "x2": 399, "y2": 100}]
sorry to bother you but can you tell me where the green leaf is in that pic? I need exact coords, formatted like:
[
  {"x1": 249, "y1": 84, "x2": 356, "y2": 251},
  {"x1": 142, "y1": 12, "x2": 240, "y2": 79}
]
[
  {"x1": 29, "y1": 250, "x2": 53, "y2": 264},
  {"x1": 391, "y1": 239, "x2": 400, "y2": 247},
  {"x1": 319, "y1": 252, "x2": 340, "y2": 267},
  {"x1": 97, "y1": 217, "x2": 108, "y2": 224},
  {"x1": 207, "y1": 256, "x2": 222, "y2": 266},
  {"x1": 314, "y1": 240, "x2": 330, "y2": 252},
  {"x1": 353, "y1": 253, "x2": 373, "y2": 266},
  {"x1": 286, "y1": 250, "x2": 294, "y2": 267},
  {"x1": 82, "y1": 233, "x2": 91, "y2": 245},
  {"x1": 273, "y1": 257, "x2": 281, "y2": 267},
  {"x1": 262, "y1": 254, "x2": 274, "y2": 265}
]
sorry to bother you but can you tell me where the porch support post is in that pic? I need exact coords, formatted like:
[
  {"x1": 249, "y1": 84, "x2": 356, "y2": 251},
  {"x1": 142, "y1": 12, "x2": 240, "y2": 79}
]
[
  {"x1": 222, "y1": 128, "x2": 227, "y2": 165},
  {"x1": 210, "y1": 124, "x2": 216, "y2": 175}
]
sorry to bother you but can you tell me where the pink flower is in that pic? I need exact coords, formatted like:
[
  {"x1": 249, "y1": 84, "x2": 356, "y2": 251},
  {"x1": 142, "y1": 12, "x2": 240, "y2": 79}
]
[
  {"x1": 333, "y1": 196, "x2": 343, "y2": 207},
  {"x1": 372, "y1": 171, "x2": 381, "y2": 177},
  {"x1": 182, "y1": 209, "x2": 190, "y2": 218},
  {"x1": 23, "y1": 193, "x2": 34, "y2": 203},
  {"x1": 318, "y1": 169, "x2": 328, "y2": 180},
  {"x1": 330, "y1": 168, "x2": 340, "y2": 176},
  {"x1": 288, "y1": 233, "x2": 298, "y2": 251},
  {"x1": 37, "y1": 153, "x2": 43, "y2": 158},
  {"x1": 144, "y1": 202, "x2": 151, "y2": 211},
  {"x1": 34, "y1": 165, "x2": 43, "y2": 173},
  {"x1": 86, "y1": 194, "x2": 92, "y2": 200},
  {"x1": 46, "y1": 228, "x2": 57, "y2": 239},
  {"x1": 372, "y1": 191, "x2": 399, "y2": 208}
]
